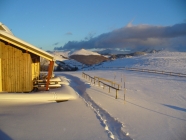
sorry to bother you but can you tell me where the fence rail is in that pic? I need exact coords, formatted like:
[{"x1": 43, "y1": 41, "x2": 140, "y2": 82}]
[
  {"x1": 82, "y1": 72, "x2": 121, "y2": 99},
  {"x1": 100, "y1": 67, "x2": 186, "y2": 78}
]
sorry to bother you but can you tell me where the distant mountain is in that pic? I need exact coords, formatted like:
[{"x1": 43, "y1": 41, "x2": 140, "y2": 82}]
[
  {"x1": 70, "y1": 55, "x2": 108, "y2": 65},
  {"x1": 97, "y1": 48, "x2": 131, "y2": 55},
  {"x1": 67, "y1": 48, "x2": 107, "y2": 65},
  {"x1": 70, "y1": 49, "x2": 100, "y2": 56}
]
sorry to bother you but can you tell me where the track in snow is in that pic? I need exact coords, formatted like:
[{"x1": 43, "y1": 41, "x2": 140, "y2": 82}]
[{"x1": 57, "y1": 73, "x2": 132, "y2": 140}]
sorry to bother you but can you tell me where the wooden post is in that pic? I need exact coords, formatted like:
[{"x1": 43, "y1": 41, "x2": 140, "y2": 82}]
[
  {"x1": 46, "y1": 61, "x2": 54, "y2": 91},
  {"x1": 109, "y1": 86, "x2": 110, "y2": 93},
  {"x1": 124, "y1": 76, "x2": 126, "y2": 101},
  {"x1": 115, "y1": 89, "x2": 118, "y2": 99}
]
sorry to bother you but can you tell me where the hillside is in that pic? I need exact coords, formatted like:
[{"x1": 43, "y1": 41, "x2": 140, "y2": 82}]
[
  {"x1": 70, "y1": 55, "x2": 108, "y2": 65},
  {"x1": 71, "y1": 49, "x2": 100, "y2": 56},
  {"x1": 69, "y1": 49, "x2": 107, "y2": 65},
  {"x1": 100, "y1": 51, "x2": 186, "y2": 73}
]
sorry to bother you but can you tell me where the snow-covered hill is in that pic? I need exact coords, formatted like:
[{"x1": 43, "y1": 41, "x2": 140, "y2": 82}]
[
  {"x1": 50, "y1": 51, "x2": 83, "y2": 70},
  {"x1": 50, "y1": 50, "x2": 186, "y2": 72},
  {"x1": 70, "y1": 49, "x2": 100, "y2": 56},
  {"x1": 93, "y1": 51, "x2": 186, "y2": 73},
  {"x1": 51, "y1": 51, "x2": 70, "y2": 60}
]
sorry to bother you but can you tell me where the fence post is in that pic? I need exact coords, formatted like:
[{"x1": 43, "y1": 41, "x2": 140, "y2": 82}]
[
  {"x1": 124, "y1": 76, "x2": 126, "y2": 101},
  {"x1": 115, "y1": 89, "x2": 118, "y2": 99}
]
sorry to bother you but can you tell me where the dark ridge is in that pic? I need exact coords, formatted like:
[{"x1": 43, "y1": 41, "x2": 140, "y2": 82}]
[{"x1": 70, "y1": 55, "x2": 108, "y2": 65}]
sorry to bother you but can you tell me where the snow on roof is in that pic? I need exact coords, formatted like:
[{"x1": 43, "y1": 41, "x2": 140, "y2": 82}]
[
  {"x1": 71, "y1": 49, "x2": 100, "y2": 56},
  {"x1": 0, "y1": 22, "x2": 13, "y2": 35},
  {"x1": 0, "y1": 23, "x2": 54, "y2": 61}
]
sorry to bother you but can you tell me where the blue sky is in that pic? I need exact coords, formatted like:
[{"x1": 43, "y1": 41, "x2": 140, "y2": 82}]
[{"x1": 1, "y1": 0, "x2": 186, "y2": 51}]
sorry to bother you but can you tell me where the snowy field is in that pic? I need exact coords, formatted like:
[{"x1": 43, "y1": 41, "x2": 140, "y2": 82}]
[
  {"x1": 100, "y1": 51, "x2": 186, "y2": 74},
  {"x1": 0, "y1": 51, "x2": 186, "y2": 140},
  {"x1": 60, "y1": 70, "x2": 186, "y2": 140}
]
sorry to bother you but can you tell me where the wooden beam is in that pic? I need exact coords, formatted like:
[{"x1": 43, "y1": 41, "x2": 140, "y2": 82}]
[{"x1": 45, "y1": 61, "x2": 54, "y2": 91}]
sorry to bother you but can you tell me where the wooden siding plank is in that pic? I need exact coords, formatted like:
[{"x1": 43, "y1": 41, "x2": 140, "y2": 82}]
[
  {"x1": 17, "y1": 49, "x2": 22, "y2": 92},
  {"x1": 3, "y1": 44, "x2": 8, "y2": 91},
  {"x1": 0, "y1": 41, "x2": 2, "y2": 91},
  {"x1": 1, "y1": 41, "x2": 5, "y2": 91},
  {"x1": 28, "y1": 54, "x2": 32, "y2": 92}
]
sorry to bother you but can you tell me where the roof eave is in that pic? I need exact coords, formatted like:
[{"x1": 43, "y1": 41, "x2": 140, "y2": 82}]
[{"x1": 0, "y1": 31, "x2": 54, "y2": 61}]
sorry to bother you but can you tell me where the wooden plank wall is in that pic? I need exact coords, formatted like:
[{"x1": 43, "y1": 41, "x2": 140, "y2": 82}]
[
  {"x1": 0, "y1": 40, "x2": 33, "y2": 92},
  {"x1": 0, "y1": 41, "x2": 2, "y2": 91},
  {"x1": 31, "y1": 55, "x2": 40, "y2": 81}
]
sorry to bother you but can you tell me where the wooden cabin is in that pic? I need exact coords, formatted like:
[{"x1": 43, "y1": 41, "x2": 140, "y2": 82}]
[{"x1": 0, "y1": 23, "x2": 54, "y2": 92}]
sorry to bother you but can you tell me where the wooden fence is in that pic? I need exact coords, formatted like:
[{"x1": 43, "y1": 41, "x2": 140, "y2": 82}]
[
  {"x1": 82, "y1": 72, "x2": 121, "y2": 99},
  {"x1": 98, "y1": 67, "x2": 186, "y2": 78}
]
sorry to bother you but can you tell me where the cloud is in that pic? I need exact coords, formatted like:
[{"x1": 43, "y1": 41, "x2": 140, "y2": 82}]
[
  {"x1": 55, "y1": 23, "x2": 186, "y2": 52},
  {"x1": 84, "y1": 32, "x2": 96, "y2": 40},
  {"x1": 65, "y1": 32, "x2": 73, "y2": 35},
  {"x1": 53, "y1": 42, "x2": 59, "y2": 45}
]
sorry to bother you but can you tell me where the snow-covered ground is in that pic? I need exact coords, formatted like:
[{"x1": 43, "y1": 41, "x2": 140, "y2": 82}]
[
  {"x1": 0, "y1": 51, "x2": 186, "y2": 140},
  {"x1": 0, "y1": 80, "x2": 108, "y2": 140},
  {"x1": 61, "y1": 70, "x2": 186, "y2": 140},
  {"x1": 100, "y1": 51, "x2": 186, "y2": 73}
]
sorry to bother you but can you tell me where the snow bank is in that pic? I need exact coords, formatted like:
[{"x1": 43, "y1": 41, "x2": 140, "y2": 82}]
[{"x1": 0, "y1": 76, "x2": 109, "y2": 140}]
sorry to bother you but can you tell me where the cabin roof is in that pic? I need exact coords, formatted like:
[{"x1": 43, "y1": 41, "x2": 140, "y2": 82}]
[{"x1": 0, "y1": 23, "x2": 54, "y2": 61}]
